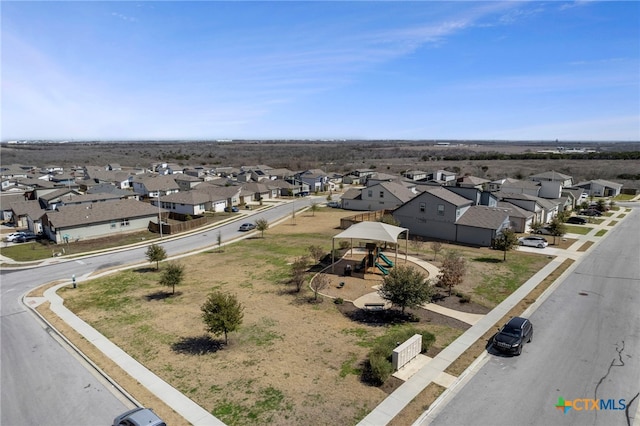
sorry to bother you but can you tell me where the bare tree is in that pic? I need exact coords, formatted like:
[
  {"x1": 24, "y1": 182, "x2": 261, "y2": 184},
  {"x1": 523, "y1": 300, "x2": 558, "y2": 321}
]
[
  {"x1": 310, "y1": 273, "x2": 330, "y2": 301},
  {"x1": 309, "y1": 202, "x2": 319, "y2": 217},
  {"x1": 437, "y1": 250, "x2": 466, "y2": 297},
  {"x1": 217, "y1": 230, "x2": 222, "y2": 252},
  {"x1": 308, "y1": 245, "x2": 324, "y2": 263},
  {"x1": 290, "y1": 256, "x2": 309, "y2": 293},
  {"x1": 430, "y1": 241, "x2": 443, "y2": 261},
  {"x1": 409, "y1": 237, "x2": 423, "y2": 255}
]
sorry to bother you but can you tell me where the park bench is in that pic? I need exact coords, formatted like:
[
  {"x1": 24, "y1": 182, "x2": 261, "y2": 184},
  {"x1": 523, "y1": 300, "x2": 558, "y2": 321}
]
[{"x1": 364, "y1": 303, "x2": 385, "y2": 311}]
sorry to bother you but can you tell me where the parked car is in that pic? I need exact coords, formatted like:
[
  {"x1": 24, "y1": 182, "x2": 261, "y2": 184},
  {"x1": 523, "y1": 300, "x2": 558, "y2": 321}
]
[
  {"x1": 224, "y1": 206, "x2": 239, "y2": 213},
  {"x1": 518, "y1": 236, "x2": 548, "y2": 248},
  {"x1": 492, "y1": 316, "x2": 534, "y2": 355},
  {"x1": 580, "y1": 209, "x2": 602, "y2": 217},
  {"x1": 238, "y1": 223, "x2": 256, "y2": 232},
  {"x1": 533, "y1": 227, "x2": 552, "y2": 235},
  {"x1": 112, "y1": 407, "x2": 166, "y2": 426},
  {"x1": 327, "y1": 201, "x2": 340, "y2": 208},
  {"x1": 5, "y1": 232, "x2": 25, "y2": 242},
  {"x1": 566, "y1": 216, "x2": 587, "y2": 225}
]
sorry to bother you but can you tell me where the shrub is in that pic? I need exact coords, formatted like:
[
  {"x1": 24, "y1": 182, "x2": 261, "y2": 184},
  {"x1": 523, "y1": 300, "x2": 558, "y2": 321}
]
[
  {"x1": 366, "y1": 326, "x2": 435, "y2": 384},
  {"x1": 334, "y1": 297, "x2": 344, "y2": 305},
  {"x1": 459, "y1": 294, "x2": 471, "y2": 304}
]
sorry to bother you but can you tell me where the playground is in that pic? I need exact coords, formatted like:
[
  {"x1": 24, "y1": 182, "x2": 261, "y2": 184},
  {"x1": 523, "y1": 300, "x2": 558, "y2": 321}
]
[{"x1": 319, "y1": 243, "x2": 432, "y2": 305}]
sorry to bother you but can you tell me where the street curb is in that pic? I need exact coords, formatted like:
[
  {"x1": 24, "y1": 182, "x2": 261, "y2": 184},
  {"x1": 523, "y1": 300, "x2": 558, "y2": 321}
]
[{"x1": 21, "y1": 285, "x2": 142, "y2": 409}]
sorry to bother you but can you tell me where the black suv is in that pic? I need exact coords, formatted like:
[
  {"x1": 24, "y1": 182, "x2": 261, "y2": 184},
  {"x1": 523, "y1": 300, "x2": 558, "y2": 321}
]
[
  {"x1": 566, "y1": 216, "x2": 587, "y2": 225},
  {"x1": 492, "y1": 317, "x2": 533, "y2": 355}
]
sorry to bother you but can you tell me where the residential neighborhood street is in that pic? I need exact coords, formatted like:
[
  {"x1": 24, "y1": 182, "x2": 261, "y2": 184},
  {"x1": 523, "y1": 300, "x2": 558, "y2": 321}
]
[
  {"x1": 421, "y1": 206, "x2": 640, "y2": 426},
  {"x1": 0, "y1": 198, "x2": 318, "y2": 426}
]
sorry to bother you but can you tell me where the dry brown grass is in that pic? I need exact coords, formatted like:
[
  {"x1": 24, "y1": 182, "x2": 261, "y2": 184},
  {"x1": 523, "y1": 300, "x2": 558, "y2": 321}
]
[{"x1": 34, "y1": 208, "x2": 567, "y2": 426}]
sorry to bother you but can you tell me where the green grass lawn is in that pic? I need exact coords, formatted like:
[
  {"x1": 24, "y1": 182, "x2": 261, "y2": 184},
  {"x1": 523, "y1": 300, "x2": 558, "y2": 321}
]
[
  {"x1": 565, "y1": 225, "x2": 592, "y2": 235},
  {"x1": 595, "y1": 229, "x2": 608, "y2": 237}
]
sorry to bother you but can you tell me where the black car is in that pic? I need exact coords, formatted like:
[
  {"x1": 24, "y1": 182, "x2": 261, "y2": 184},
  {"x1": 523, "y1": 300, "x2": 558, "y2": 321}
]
[
  {"x1": 580, "y1": 209, "x2": 602, "y2": 217},
  {"x1": 566, "y1": 216, "x2": 587, "y2": 225},
  {"x1": 492, "y1": 317, "x2": 533, "y2": 355}
]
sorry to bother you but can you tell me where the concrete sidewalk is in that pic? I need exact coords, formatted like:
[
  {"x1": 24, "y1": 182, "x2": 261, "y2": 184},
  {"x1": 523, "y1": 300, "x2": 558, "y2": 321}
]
[
  {"x1": 25, "y1": 283, "x2": 225, "y2": 426},
  {"x1": 359, "y1": 207, "x2": 632, "y2": 425}
]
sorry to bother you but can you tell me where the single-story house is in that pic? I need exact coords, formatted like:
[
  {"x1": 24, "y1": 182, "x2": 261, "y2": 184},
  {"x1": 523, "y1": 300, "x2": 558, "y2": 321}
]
[{"x1": 574, "y1": 179, "x2": 623, "y2": 197}]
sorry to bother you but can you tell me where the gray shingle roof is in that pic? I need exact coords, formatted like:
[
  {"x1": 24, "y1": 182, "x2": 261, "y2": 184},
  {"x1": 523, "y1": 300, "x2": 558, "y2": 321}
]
[
  {"x1": 425, "y1": 187, "x2": 472, "y2": 207},
  {"x1": 46, "y1": 199, "x2": 161, "y2": 228},
  {"x1": 456, "y1": 206, "x2": 510, "y2": 229}
]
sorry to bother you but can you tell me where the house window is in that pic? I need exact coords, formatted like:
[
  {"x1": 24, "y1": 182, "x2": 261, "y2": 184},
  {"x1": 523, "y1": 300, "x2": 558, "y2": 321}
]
[
  {"x1": 368, "y1": 190, "x2": 372, "y2": 197},
  {"x1": 437, "y1": 204, "x2": 445, "y2": 216},
  {"x1": 121, "y1": 218, "x2": 130, "y2": 227},
  {"x1": 379, "y1": 191, "x2": 384, "y2": 198},
  {"x1": 419, "y1": 202, "x2": 426, "y2": 212},
  {"x1": 110, "y1": 221, "x2": 116, "y2": 229}
]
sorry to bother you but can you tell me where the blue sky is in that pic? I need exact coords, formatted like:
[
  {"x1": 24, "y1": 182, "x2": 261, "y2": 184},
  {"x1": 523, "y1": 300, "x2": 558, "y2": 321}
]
[{"x1": 2, "y1": 1, "x2": 639, "y2": 141}]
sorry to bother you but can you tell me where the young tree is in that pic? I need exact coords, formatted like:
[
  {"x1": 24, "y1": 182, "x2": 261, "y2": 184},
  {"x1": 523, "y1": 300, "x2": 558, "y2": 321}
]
[
  {"x1": 492, "y1": 229, "x2": 519, "y2": 261},
  {"x1": 409, "y1": 237, "x2": 423, "y2": 256},
  {"x1": 290, "y1": 256, "x2": 309, "y2": 292},
  {"x1": 145, "y1": 244, "x2": 167, "y2": 270},
  {"x1": 378, "y1": 265, "x2": 432, "y2": 314},
  {"x1": 309, "y1": 202, "x2": 319, "y2": 217},
  {"x1": 430, "y1": 241, "x2": 443, "y2": 261},
  {"x1": 547, "y1": 216, "x2": 567, "y2": 245},
  {"x1": 217, "y1": 230, "x2": 222, "y2": 252},
  {"x1": 159, "y1": 262, "x2": 184, "y2": 295},
  {"x1": 310, "y1": 273, "x2": 330, "y2": 301},
  {"x1": 255, "y1": 218, "x2": 269, "y2": 238},
  {"x1": 380, "y1": 214, "x2": 400, "y2": 226},
  {"x1": 201, "y1": 291, "x2": 244, "y2": 345},
  {"x1": 595, "y1": 199, "x2": 607, "y2": 212},
  {"x1": 308, "y1": 245, "x2": 324, "y2": 263},
  {"x1": 437, "y1": 251, "x2": 466, "y2": 297}
]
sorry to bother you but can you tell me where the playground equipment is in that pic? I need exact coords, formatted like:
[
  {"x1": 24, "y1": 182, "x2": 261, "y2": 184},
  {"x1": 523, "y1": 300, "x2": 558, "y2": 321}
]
[{"x1": 353, "y1": 243, "x2": 394, "y2": 275}]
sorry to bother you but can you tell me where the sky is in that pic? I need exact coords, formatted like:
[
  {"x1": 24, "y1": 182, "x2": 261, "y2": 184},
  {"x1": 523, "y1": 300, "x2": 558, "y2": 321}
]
[{"x1": 2, "y1": 1, "x2": 639, "y2": 142}]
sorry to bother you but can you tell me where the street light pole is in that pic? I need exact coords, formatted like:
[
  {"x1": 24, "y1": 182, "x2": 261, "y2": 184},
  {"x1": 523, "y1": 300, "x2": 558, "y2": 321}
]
[{"x1": 157, "y1": 191, "x2": 163, "y2": 239}]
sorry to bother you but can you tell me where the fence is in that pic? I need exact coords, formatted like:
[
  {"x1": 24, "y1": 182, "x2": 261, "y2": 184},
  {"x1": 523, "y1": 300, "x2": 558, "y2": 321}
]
[
  {"x1": 339, "y1": 209, "x2": 394, "y2": 229},
  {"x1": 148, "y1": 212, "x2": 208, "y2": 235}
]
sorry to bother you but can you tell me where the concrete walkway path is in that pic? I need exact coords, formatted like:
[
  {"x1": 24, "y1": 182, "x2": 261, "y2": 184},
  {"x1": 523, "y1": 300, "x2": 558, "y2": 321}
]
[{"x1": 26, "y1": 283, "x2": 226, "y2": 425}]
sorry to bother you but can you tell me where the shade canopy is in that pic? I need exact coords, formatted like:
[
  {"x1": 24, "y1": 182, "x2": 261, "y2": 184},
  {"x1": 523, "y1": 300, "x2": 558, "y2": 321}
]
[{"x1": 333, "y1": 221, "x2": 408, "y2": 244}]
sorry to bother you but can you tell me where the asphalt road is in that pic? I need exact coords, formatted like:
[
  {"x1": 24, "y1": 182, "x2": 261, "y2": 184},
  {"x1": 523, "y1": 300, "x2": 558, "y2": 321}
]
[
  {"x1": 0, "y1": 198, "x2": 318, "y2": 426},
  {"x1": 425, "y1": 207, "x2": 640, "y2": 426}
]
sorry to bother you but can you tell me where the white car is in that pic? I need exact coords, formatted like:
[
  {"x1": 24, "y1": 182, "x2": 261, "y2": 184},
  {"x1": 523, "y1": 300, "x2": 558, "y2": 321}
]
[
  {"x1": 518, "y1": 236, "x2": 548, "y2": 248},
  {"x1": 5, "y1": 232, "x2": 25, "y2": 242}
]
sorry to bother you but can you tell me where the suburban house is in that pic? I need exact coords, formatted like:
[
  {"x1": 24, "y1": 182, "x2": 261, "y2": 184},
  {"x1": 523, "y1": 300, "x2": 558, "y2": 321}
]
[
  {"x1": 83, "y1": 167, "x2": 134, "y2": 189},
  {"x1": 494, "y1": 192, "x2": 559, "y2": 225},
  {"x1": 0, "y1": 193, "x2": 27, "y2": 221},
  {"x1": 42, "y1": 199, "x2": 164, "y2": 244},
  {"x1": 240, "y1": 182, "x2": 280, "y2": 202},
  {"x1": 190, "y1": 184, "x2": 243, "y2": 211},
  {"x1": 426, "y1": 170, "x2": 457, "y2": 185},
  {"x1": 455, "y1": 175, "x2": 490, "y2": 190},
  {"x1": 454, "y1": 206, "x2": 512, "y2": 247},
  {"x1": 38, "y1": 188, "x2": 83, "y2": 210},
  {"x1": 8, "y1": 200, "x2": 46, "y2": 232},
  {"x1": 57, "y1": 192, "x2": 131, "y2": 207},
  {"x1": 529, "y1": 171, "x2": 573, "y2": 187},
  {"x1": 342, "y1": 181, "x2": 414, "y2": 211},
  {"x1": 498, "y1": 179, "x2": 541, "y2": 197},
  {"x1": 497, "y1": 201, "x2": 535, "y2": 233},
  {"x1": 342, "y1": 169, "x2": 375, "y2": 185},
  {"x1": 574, "y1": 179, "x2": 623, "y2": 197},
  {"x1": 131, "y1": 174, "x2": 181, "y2": 198},
  {"x1": 401, "y1": 170, "x2": 428, "y2": 181},
  {"x1": 365, "y1": 172, "x2": 401, "y2": 187},
  {"x1": 174, "y1": 174, "x2": 204, "y2": 191},
  {"x1": 153, "y1": 190, "x2": 211, "y2": 216},
  {"x1": 86, "y1": 183, "x2": 139, "y2": 200},
  {"x1": 296, "y1": 169, "x2": 329, "y2": 192}
]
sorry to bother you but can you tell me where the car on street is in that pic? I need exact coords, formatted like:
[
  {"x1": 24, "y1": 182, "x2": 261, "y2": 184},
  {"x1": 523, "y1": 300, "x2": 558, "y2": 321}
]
[
  {"x1": 492, "y1": 316, "x2": 534, "y2": 355},
  {"x1": 224, "y1": 206, "x2": 239, "y2": 213},
  {"x1": 518, "y1": 236, "x2": 548, "y2": 248},
  {"x1": 112, "y1": 407, "x2": 166, "y2": 426},
  {"x1": 566, "y1": 216, "x2": 587, "y2": 225},
  {"x1": 238, "y1": 223, "x2": 256, "y2": 232},
  {"x1": 327, "y1": 201, "x2": 341, "y2": 208}
]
